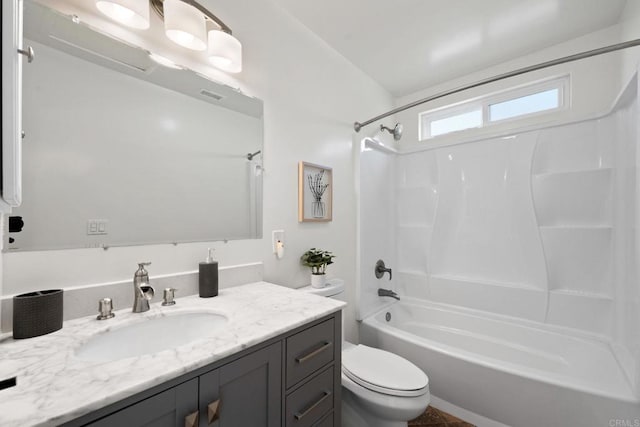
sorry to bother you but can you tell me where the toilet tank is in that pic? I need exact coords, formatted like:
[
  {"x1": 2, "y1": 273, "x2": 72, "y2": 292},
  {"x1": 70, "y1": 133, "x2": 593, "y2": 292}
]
[{"x1": 299, "y1": 278, "x2": 345, "y2": 299}]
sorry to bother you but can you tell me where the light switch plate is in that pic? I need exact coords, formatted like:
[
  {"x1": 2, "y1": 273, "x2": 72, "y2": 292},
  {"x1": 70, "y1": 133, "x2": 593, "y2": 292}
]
[
  {"x1": 87, "y1": 219, "x2": 108, "y2": 235},
  {"x1": 272, "y1": 230, "x2": 284, "y2": 254}
]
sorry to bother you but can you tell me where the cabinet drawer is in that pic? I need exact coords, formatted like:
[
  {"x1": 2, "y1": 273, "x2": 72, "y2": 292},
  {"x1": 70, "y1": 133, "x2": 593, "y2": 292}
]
[
  {"x1": 313, "y1": 411, "x2": 334, "y2": 427},
  {"x1": 286, "y1": 367, "x2": 334, "y2": 427},
  {"x1": 286, "y1": 318, "x2": 335, "y2": 387}
]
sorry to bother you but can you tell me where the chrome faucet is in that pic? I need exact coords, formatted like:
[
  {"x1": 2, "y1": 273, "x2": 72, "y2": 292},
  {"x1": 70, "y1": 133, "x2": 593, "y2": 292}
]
[
  {"x1": 132, "y1": 262, "x2": 155, "y2": 313},
  {"x1": 378, "y1": 288, "x2": 400, "y2": 300}
]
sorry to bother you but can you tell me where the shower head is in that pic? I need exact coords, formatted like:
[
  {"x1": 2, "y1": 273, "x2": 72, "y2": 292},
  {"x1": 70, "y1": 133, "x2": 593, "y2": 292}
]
[{"x1": 380, "y1": 123, "x2": 403, "y2": 141}]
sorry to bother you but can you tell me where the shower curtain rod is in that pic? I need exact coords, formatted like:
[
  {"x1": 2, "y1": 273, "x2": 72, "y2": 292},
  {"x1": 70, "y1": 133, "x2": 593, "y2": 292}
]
[{"x1": 353, "y1": 38, "x2": 640, "y2": 132}]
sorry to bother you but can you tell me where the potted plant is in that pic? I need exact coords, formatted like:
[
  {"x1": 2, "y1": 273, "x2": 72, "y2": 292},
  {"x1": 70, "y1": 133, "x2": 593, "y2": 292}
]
[{"x1": 301, "y1": 248, "x2": 335, "y2": 288}]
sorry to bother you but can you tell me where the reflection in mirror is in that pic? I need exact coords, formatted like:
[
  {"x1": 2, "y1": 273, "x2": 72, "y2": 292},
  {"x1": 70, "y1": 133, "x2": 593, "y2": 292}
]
[{"x1": 6, "y1": 1, "x2": 263, "y2": 251}]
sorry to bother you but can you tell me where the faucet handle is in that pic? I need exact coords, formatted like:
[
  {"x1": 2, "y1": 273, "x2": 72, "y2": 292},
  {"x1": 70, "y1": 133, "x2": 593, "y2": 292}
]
[
  {"x1": 134, "y1": 262, "x2": 152, "y2": 284},
  {"x1": 375, "y1": 259, "x2": 393, "y2": 280},
  {"x1": 136, "y1": 262, "x2": 151, "y2": 274},
  {"x1": 97, "y1": 298, "x2": 115, "y2": 320},
  {"x1": 162, "y1": 288, "x2": 177, "y2": 306}
]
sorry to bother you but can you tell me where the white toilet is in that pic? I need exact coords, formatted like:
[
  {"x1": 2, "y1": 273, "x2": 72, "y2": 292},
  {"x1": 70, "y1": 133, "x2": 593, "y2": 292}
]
[{"x1": 302, "y1": 280, "x2": 430, "y2": 427}]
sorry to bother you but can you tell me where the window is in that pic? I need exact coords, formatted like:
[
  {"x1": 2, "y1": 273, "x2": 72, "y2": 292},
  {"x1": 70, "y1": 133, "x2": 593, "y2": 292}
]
[
  {"x1": 419, "y1": 76, "x2": 568, "y2": 140},
  {"x1": 428, "y1": 108, "x2": 482, "y2": 137},
  {"x1": 489, "y1": 88, "x2": 560, "y2": 122}
]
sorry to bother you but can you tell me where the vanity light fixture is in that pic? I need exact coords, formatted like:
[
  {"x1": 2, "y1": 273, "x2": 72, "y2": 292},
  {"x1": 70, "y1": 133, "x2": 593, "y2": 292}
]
[
  {"x1": 208, "y1": 29, "x2": 242, "y2": 73},
  {"x1": 95, "y1": 0, "x2": 150, "y2": 29},
  {"x1": 96, "y1": 0, "x2": 242, "y2": 73},
  {"x1": 162, "y1": 0, "x2": 207, "y2": 51},
  {"x1": 148, "y1": 52, "x2": 182, "y2": 69},
  {"x1": 153, "y1": 0, "x2": 243, "y2": 72}
]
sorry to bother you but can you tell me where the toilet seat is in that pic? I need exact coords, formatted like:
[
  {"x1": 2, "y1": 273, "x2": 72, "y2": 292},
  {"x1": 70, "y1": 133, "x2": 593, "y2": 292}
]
[{"x1": 342, "y1": 344, "x2": 429, "y2": 397}]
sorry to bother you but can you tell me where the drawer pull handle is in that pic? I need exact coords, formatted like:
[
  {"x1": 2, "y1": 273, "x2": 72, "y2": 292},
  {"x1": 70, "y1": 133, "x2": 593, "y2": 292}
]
[
  {"x1": 184, "y1": 410, "x2": 199, "y2": 427},
  {"x1": 294, "y1": 390, "x2": 331, "y2": 420},
  {"x1": 207, "y1": 399, "x2": 221, "y2": 424},
  {"x1": 296, "y1": 341, "x2": 332, "y2": 364}
]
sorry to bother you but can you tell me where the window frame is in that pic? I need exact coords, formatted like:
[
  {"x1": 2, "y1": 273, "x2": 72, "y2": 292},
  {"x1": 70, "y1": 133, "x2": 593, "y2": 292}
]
[{"x1": 418, "y1": 75, "x2": 569, "y2": 141}]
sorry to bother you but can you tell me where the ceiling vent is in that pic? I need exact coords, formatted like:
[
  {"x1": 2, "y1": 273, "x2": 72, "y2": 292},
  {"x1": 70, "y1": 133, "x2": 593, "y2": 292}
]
[{"x1": 200, "y1": 89, "x2": 225, "y2": 101}]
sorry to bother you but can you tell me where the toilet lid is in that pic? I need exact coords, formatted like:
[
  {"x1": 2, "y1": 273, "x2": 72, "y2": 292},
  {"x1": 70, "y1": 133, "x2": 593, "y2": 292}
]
[{"x1": 342, "y1": 344, "x2": 428, "y2": 397}]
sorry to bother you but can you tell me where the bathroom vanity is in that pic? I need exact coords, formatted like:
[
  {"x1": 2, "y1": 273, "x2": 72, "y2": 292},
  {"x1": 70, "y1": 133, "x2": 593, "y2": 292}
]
[{"x1": 0, "y1": 282, "x2": 344, "y2": 426}]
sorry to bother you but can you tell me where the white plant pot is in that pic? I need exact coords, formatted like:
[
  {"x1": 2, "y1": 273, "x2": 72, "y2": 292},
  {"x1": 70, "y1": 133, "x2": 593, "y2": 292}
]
[{"x1": 311, "y1": 274, "x2": 327, "y2": 288}]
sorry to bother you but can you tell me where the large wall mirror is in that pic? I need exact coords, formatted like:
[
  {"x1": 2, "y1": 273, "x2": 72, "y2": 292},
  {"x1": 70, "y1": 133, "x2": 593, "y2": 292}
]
[{"x1": 6, "y1": 1, "x2": 263, "y2": 251}]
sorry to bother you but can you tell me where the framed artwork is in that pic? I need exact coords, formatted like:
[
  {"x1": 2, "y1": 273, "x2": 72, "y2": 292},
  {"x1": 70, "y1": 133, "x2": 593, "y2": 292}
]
[{"x1": 298, "y1": 162, "x2": 332, "y2": 222}]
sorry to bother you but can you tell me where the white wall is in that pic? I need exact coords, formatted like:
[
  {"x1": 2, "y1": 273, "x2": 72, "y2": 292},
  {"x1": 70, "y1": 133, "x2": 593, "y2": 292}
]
[
  {"x1": 635, "y1": 69, "x2": 640, "y2": 397},
  {"x1": 610, "y1": 0, "x2": 640, "y2": 396},
  {"x1": 608, "y1": 73, "x2": 640, "y2": 393},
  {"x1": 620, "y1": 0, "x2": 640, "y2": 85},
  {"x1": 1, "y1": 0, "x2": 393, "y2": 342}
]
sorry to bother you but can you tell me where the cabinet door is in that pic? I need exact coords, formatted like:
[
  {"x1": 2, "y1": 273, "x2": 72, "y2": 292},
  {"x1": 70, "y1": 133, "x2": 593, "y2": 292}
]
[
  {"x1": 86, "y1": 378, "x2": 198, "y2": 427},
  {"x1": 199, "y1": 343, "x2": 282, "y2": 427}
]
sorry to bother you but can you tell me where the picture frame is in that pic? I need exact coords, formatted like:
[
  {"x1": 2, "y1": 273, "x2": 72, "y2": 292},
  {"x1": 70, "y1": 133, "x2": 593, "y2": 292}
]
[{"x1": 298, "y1": 162, "x2": 333, "y2": 222}]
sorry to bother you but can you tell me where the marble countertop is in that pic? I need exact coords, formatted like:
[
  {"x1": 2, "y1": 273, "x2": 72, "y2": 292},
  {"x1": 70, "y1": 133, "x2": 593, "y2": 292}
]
[{"x1": 0, "y1": 282, "x2": 345, "y2": 426}]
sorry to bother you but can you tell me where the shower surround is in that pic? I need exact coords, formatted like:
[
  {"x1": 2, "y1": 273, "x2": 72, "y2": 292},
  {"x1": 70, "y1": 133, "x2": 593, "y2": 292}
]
[{"x1": 357, "y1": 75, "x2": 640, "y2": 426}]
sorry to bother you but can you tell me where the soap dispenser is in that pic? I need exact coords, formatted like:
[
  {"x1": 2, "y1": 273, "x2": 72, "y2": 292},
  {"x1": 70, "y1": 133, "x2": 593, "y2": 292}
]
[{"x1": 199, "y1": 248, "x2": 218, "y2": 297}]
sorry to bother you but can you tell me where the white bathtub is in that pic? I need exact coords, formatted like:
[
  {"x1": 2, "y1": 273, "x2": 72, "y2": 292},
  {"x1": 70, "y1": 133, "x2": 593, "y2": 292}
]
[{"x1": 359, "y1": 300, "x2": 640, "y2": 427}]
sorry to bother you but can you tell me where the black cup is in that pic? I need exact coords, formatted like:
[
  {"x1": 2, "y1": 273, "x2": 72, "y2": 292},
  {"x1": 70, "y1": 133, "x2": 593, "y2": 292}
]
[{"x1": 13, "y1": 289, "x2": 63, "y2": 339}]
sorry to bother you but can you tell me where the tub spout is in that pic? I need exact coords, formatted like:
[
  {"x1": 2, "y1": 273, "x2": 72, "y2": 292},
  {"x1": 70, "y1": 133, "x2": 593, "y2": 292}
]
[{"x1": 378, "y1": 288, "x2": 400, "y2": 300}]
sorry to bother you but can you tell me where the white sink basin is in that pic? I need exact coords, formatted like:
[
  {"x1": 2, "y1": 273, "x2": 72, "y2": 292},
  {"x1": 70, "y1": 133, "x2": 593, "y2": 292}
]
[{"x1": 75, "y1": 312, "x2": 228, "y2": 362}]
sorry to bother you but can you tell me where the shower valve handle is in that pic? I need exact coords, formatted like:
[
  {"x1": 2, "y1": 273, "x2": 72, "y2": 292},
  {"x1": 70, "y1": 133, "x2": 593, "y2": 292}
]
[{"x1": 375, "y1": 259, "x2": 392, "y2": 280}]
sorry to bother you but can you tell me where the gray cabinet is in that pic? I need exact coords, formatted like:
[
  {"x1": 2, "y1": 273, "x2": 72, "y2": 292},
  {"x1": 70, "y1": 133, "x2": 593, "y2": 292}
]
[
  {"x1": 285, "y1": 318, "x2": 339, "y2": 426},
  {"x1": 63, "y1": 312, "x2": 340, "y2": 427},
  {"x1": 286, "y1": 318, "x2": 335, "y2": 388},
  {"x1": 286, "y1": 366, "x2": 334, "y2": 427},
  {"x1": 199, "y1": 342, "x2": 281, "y2": 427},
  {"x1": 86, "y1": 379, "x2": 198, "y2": 427}
]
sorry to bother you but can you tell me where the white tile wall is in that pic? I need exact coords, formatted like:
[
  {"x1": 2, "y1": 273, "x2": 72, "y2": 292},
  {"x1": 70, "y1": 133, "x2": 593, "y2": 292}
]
[
  {"x1": 396, "y1": 187, "x2": 437, "y2": 226},
  {"x1": 396, "y1": 226, "x2": 431, "y2": 274},
  {"x1": 533, "y1": 121, "x2": 612, "y2": 174},
  {"x1": 374, "y1": 95, "x2": 635, "y2": 340},
  {"x1": 546, "y1": 290, "x2": 614, "y2": 336},
  {"x1": 532, "y1": 169, "x2": 612, "y2": 226},
  {"x1": 540, "y1": 227, "x2": 612, "y2": 296}
]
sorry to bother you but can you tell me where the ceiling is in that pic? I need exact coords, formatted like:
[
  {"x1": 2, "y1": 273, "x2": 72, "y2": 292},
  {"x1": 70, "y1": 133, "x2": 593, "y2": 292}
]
[{"x1": 273, "y1": 0, "x2": 627, "y2": 97}]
